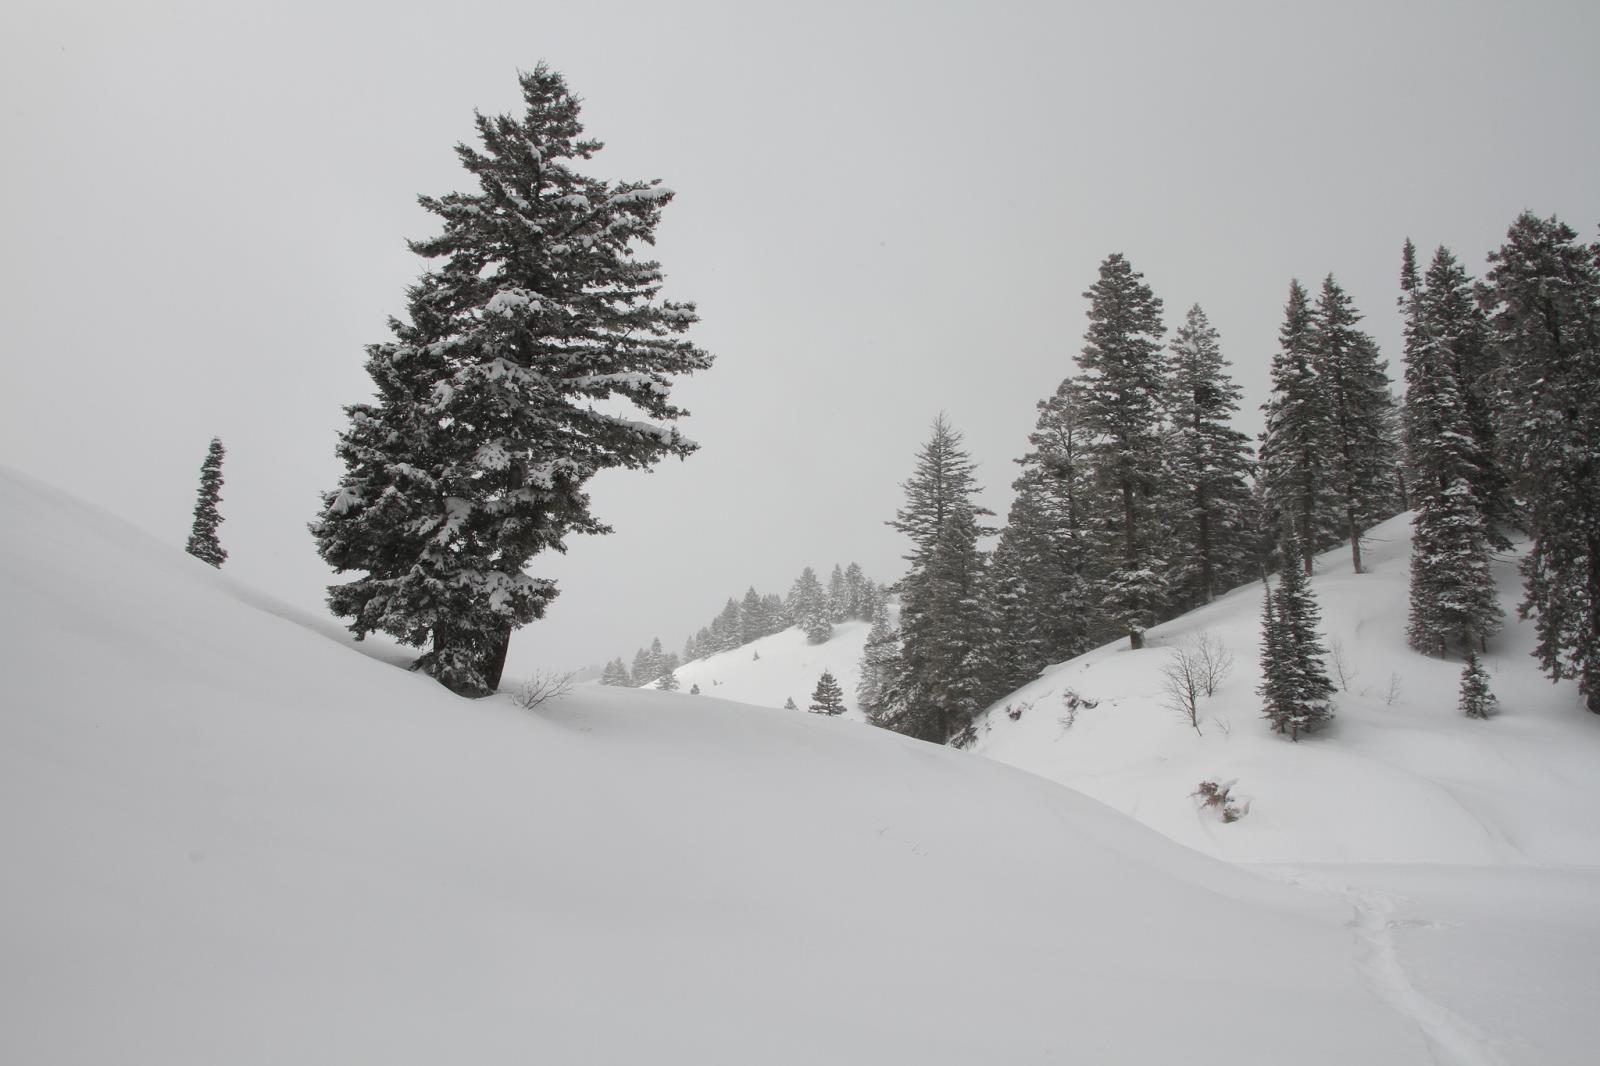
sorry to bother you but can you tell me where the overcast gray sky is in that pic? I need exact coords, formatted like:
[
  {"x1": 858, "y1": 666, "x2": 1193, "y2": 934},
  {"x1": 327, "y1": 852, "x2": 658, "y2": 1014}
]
[{"x1": 4, "y1": 0, "x2": 1597, "y2": 678}]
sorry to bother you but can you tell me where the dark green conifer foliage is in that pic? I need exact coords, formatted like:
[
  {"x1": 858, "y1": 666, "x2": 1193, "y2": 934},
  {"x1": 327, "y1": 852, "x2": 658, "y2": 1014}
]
[
  {"x1": 1310, "y1": 276, "x2": 1397, "y2": 574},
  {"x1": 1401, "y1": 244, "x2": 1502, "y2": 657},
  {"x1": 1417, "y1": 248, "x2": 1511, "y2": 543},
  {"x1": 312, "y1": 66, "x2": 712, "y2": 696},
  {"x1": 1260, "y1": 280, "x2": 1332, "y2": 574},
  {"x1": 885, "y1": 416, "x2": 994, "y2": 742},
  {"x1": 1483, "y1": 213, "x2": 1600, "y2": 713},
  {"x1": 809, "y1": 670, "x2": 846, "y2": 716},
  {"x1": 1163, "y1": 306, "x2": 1257, "y2": 607},
  {"x1": 855, "y1": 598, "x2": 902, "y2": 726},
  {"x1": 897, "y1": 503, "x2": 992, "y2": 741},
  {"x1": 1076, "y1": 254, "x2": 1170, "y2": 648},
  {"x1": 1257, "y1": 535, "x2": 1335, "y2": 740},
  {"x1": 740, "y1": 586, "x2": 768, "y2": 645},
  {"x1": 185, "y1": 437, "x2": 228, "y2": 568},
  {"x1": 1459, "y1": 652, "x2": 1496, "y2": 720},
  {"x1": 655, "y1": 670, "x2": 680, "y2": 692},
  {"x1": 788, "y1": 567, "x2": 833, "y2": 645}
]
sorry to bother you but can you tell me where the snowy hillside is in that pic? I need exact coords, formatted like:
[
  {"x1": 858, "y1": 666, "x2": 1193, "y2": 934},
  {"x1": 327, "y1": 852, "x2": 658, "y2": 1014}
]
[
  {"x1": 0, "y1": 469, "x2": 1459, "y2": 1065},
  {"x1": 661, "y1": 619, "x2": 877, "y2": 721},
  {"x1": 970, "y1": 512, "x2": 1600, "y2": 866}
]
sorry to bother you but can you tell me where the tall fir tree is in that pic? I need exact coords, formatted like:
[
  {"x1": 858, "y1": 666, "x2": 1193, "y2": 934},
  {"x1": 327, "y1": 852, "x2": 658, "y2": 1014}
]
[
  {"x1": 809, "y1": 670, "x2": 846, "y2": 716},
  {"x1": 1076, "y1": 254, "x2": 1169, "y2": 648},
  {"x1": 185, "y1": 437, "x2": 228, "y2": 568},
  {"x1": 1401, "y1": 243, "x2": 1502, "y2": 656},
  {"x1": 886, "y1": 416, "x2": 994, "y2": 741},
  {"x1": 312, "y1": 66, "x2": 712, "y2": 696},
  {"x1": 1163, "y1": 305, "x2": 1256, "y2": 607},
  {"x1": 1414, "y1": 246, "x2": 1512, "y2": 542},
  {"x1": 1483, "y1": 213, "x2": 1600, "y2": 713},
  {"x1": 1260, "y1": 280, "x2": 1332, "y2": 574},
  {"x1": 1310, "y1": 276, "x2": 1398, "y2": 573},
  {"x1": 1257, "y1": 534, "x2": 1335, "y2": 739},
  {"x1": 896, "y1": 503, "x2": 992, "y2": 741}
]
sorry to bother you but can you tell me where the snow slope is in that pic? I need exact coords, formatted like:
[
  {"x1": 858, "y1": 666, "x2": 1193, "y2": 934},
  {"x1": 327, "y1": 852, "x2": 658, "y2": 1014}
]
[
  {"x1": 0, "y1": 467, "x2": 1439, "y2": 1065},
  {"x1": 970, "y1": 513, "x2": 1600, "y2": 867},
  {"x1": 662, "y1": 619, "x2": 876, "y2": 721}
]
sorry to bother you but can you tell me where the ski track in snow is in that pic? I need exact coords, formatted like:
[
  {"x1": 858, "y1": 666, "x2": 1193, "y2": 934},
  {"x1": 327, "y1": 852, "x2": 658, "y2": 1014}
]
[{"x1": 1275, "y1": 871, "x2": 1505, "y2": 1066}]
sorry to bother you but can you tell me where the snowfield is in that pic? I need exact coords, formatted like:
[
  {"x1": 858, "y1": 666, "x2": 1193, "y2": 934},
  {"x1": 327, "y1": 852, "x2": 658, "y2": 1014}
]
[{"x1": 2, "y1": 470, "x2": 1596, "y2": 1064}]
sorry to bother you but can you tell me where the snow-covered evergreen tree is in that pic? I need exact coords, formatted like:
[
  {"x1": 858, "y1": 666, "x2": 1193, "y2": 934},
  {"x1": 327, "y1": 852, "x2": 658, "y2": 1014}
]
[
  {"x1": 1163, "y1": 306, "x2": 1256, "y2": 607},
  {"x1": 1076, "y1": 254, "x2": 1169, "y2": 648},
  {"x1": 185, "y1": 437, "x2": 228, "y2": 568},
  {"x1": 762, "y1": 593, "x2": 788, "y2": 634},
  {"x1": 1407, "y1": 244, "x2": 1511, "y2": 542},
  {"x1": 712, "y1": 598, "x2": 742, "y2": 653},
  {"x1": 1257, "y1": 534, "x2": 1335, "y2": 740},
  {"x1": 783, "y1": 696, "x2": 798, "y2": 711},
  {"x1": 655, "y1": 670, "x2": 680, "y2": 692},
  {"x1": 740, "y1": 586, "x2": 768, "y2": 645},
  {"x1": 985, "y1": 377, "x2": 1106, "y2": 686},
  {"x1": 1401, "y1": 244, "x2": 1502, "y2": 657},
  {"x1": 599, "y1": 658, "x2": 631, "y2": 686},
  {"x1": 843, "y1": 563, "x2": 868, "y2": 619},
  {"x1": 1459, "y1": 652, "x2": 1496, "y2": 720},
  {"x1": 1260, "y1": 280, "x2": 1333, "y2": 574},
  {"x1": 631, "y1": 646, "x2": 655, "y2": 686},
  {"x1": 897, "y1": 503, "x2": 992, "y2": 741},
  {"x1": 885, "y1": 416, "x2": 994, "y2": 741},
  {"x1": 1484, "y1": 213, "x2": 1600, "y2": 713},
  {"x1": 788, "y1": 566, "x2": 832, "y2": 644},
  {"x1": 689, "y1": 682, "x2": 701, "y2": 695},
  {"x1": 1310, "y1": 276, "x2": 1397, "y2": 573},
  {"x1": 809, "y1": 670, "x2": 846, "y2": 716},
  {"x1": 855, "y1": 599, "x2": 902, "y2": 725},
  {"x1": 312, "y1": 66, "x2": 712, "y2": 696},
  {"x1": 826, "y1": 564, "x2": 849, "y2": 623}
]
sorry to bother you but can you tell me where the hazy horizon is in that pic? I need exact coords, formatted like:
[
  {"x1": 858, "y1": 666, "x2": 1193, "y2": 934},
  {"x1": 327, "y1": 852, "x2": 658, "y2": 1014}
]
[{"x1": 4, "y1": 0, "x2": 1597, "y2": 675}]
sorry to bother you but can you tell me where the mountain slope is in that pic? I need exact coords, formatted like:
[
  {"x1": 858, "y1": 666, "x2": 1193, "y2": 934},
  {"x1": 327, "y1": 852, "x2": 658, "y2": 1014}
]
[
  {"x1": 971, "y1": 513, "x2": 1600, "y2": 866},
  {"x1": 0, "y1": 468, "x2": 1436, "y2": 1065},
  {"x1": 662, "y1": 618, "x2": 876, "y2": 720}
]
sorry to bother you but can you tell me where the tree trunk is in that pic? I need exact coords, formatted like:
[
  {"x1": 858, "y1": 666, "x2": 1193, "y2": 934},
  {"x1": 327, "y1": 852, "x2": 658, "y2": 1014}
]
[
  {"x1": 484, "y1": 623, "x2": 513, "y2": 693},
  {"x1": 1348, "y1": 506, "x2": 1364, "y2": 574}
]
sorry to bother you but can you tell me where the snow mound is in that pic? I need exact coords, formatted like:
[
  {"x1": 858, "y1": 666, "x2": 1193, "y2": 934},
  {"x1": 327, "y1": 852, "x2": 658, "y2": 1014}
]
[
  {"x1": 0, "y1": 468, "x2": 1432, "y2": 1064},
  {"x1": 972, "y1": 513, "x2": 1600, "y2": 866}
]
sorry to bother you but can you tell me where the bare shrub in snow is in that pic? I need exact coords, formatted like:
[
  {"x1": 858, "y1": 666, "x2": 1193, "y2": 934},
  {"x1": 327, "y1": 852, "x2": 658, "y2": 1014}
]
[
  {"x1": 1162, "y1": 647, "x2": 1204, "y2": 736},
  {"x1": 1006, "y1": 699, "x2": 1032, "y2": 722},
  {"x1": 1191, "y1": 631, "x2": 1233, "y2": 697},
  {"x1": 950, "y1": 724, "x2": 978, "y2": 750},
  {"x1": 513, "y1": 670, "x2": 576, "y2": 710},
  {"x1": 1193, "y1": 780, "x2": 1247, "y2": 823},
  {"x1": 1384, "y1": 672, "x2": 1403, "y2": 706},
  {"x1": 1329, "y1": 637, "x2": 1357, "y2": 693}
]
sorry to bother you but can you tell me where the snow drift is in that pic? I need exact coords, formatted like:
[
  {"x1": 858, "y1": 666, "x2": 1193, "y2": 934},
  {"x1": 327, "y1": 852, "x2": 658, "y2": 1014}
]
[{"x1": 0, "y1": 469, "x2": 1434, "y2": 1064}]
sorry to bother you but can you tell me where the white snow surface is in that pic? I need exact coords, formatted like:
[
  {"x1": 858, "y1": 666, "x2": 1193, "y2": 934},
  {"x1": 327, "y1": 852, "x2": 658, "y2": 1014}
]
[
  {"x1": 2, "y1": 467, "x2": 1444, "y2": 1065},
  {"x1": 5, "y1": 474, "x2": 1598, "y2": 1065},
  {"x1": 655, "y1": 619, "x2": 878, "y2": 721},
  {"x1": 643, "y1": 512, "x2": 1600, "y2": 1065},
  {"x1": 970, "y1": 513, "x2": 1600, "y2": 868}
]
